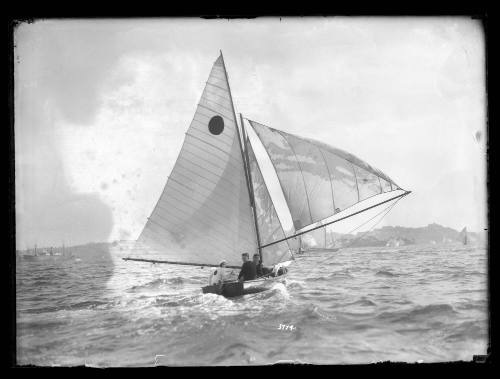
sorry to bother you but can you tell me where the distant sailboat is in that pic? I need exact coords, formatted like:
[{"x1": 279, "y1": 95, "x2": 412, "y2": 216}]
[
  {"x1": 460, "y1": 227, "x2": 468, "y2": 245},
  {"x1": 124, "y1": 52, "x2": 411, "y2": 297},
  {"x1": 296, "y1": 228, "x2": 339, "y2": 253}
]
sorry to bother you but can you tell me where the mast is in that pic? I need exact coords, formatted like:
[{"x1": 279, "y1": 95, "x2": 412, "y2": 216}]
[
  {"x1": 241, "y1": 114, "x2": 263, "y2": 261},
  {"x1": 219, "y1": 51, "x2": 262, "y2": 262}
]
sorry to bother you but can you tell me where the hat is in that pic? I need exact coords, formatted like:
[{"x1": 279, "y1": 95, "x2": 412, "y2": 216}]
[{"x1": 219, "y1": 260, "x2": 226, "y2": 266}]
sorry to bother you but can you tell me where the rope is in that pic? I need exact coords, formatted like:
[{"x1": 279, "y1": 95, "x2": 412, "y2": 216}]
[
  {"x1": 345, "y1": 196, "x2": 403, "y2": 236},
  {"x1": 302, "y1": 196, "x2": 403, "y2": 267},
  {"x1": 319, "y1": 196, "x2": 402, "y2": 265}
]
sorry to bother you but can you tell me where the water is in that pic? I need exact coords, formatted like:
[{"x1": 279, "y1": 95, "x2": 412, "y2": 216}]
[{"x1": 16, "y1": 244, "x2": 488, "y2": 366}]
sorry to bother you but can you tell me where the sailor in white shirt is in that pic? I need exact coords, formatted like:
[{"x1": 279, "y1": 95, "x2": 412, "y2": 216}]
[{"x1": 209, "y1": 260, "x2": 227, "y2": 287}]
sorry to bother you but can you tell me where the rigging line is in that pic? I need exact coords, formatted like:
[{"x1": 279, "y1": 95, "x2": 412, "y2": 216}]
[
  {"x1": 346, "y1": 195, "x2": 402, "y2": 236},
  {"x1": 260, "y1": 190, "x2": 411, "y2": 249},
  {"x1": 313, "y1": 197, "x2": 402, "y2": 266},
  {"x1": 292, "y1": 187, "x2": 406, "y2": 235}
]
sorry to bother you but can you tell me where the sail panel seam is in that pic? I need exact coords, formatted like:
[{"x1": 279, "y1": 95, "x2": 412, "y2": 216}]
[{"x1": 275, "y1": 130, "x2": 314, "y2": 226}]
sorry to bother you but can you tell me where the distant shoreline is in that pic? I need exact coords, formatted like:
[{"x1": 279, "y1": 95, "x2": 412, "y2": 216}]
[{"x1": 17, "y1": 223, "x2": 486, "y2": 254}]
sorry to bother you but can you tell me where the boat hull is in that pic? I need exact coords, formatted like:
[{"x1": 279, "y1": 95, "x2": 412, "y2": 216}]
[{"x1": 202, "y1": 274, "x2": 287, "y2": 298}]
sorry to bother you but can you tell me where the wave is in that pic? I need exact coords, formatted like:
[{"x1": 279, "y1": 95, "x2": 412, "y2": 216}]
[
  {"x1": 375, "y1": 270, "x2": 399, "y2": 277},
  {"x1": 128, "y1": 276, "x2": 192, "y2": 292},
  {"x1": 326, "y1": 270, "x2": 354, "y2": 279},
  {"x1": 211, "y1": 342, "x2": 256, "y2": 365},
  {"x1": 69, "y1": 300, "x2": 109, "y2": 310},
  {"x1": 450, "y1": 270, "x2": 485, "y2": 279},
  {"x1": 349, "y1": 299, "x2": 377, "y2": 307},
  {"x1": 377, "y1": 303, "x2": 457, "y2": 323},
  {"x1": 444, "y1": 320, "x2": 487, "y2": 342}
]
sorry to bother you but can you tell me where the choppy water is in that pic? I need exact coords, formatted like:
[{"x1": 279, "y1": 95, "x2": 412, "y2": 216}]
[{"x1": 16, "y1": 244, "x2": 488, "y2": 366}]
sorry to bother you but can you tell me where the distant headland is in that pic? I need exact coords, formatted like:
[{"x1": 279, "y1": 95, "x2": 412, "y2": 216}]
[
  {"x1": 16, "y1": 223, "x2": 487, "y2": 256},
  {"x1": 333, "y1": 223, "x2": 486, "y2": 248}
]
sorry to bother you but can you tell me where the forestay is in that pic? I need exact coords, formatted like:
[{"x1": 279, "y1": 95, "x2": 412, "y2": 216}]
[
  {"x1": 137, "y1": 55, "x2": 258, "y2": 267},
  {"x1": 248, "y1": 120, "x2": 401, "y2": 231}
]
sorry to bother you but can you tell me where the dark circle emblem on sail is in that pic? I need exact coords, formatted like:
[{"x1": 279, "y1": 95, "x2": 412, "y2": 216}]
[{"x1": 208, "y1": 115, "x2": 224, "y2": 135}]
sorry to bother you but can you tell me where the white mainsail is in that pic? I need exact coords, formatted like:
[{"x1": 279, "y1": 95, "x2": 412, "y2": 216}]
[
  {"x1": 136, "y1": 54, "x2": 258, "y2": 267},
  {"x1": 247, "y1": 119, "x2": 402, "y2": 232}
]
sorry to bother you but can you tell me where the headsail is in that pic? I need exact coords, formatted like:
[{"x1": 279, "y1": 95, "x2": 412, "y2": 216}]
[
  {"x1": 136, "y1": 54, "x2": 258, "y2": 267},
  {"x1": 248, "y1": 119, "x2": 402, "y2": 232},
  {"x1": 246, "y1": 137, "x2": 293, "y2": 266}
]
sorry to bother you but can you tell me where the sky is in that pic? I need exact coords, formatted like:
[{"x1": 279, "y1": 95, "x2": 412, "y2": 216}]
[{"x1": 14, "y1": 17, "x2": 487, "y2": 250}]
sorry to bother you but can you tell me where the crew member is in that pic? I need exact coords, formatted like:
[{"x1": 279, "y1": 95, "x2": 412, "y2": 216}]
[{"x1": 238, "y1": 253, "x2": 256, "y2": 281}]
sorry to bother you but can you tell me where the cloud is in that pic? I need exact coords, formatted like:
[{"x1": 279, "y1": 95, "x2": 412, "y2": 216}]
[{"x1": 14, "y1": 18, "x2": 487, "y2": 249}]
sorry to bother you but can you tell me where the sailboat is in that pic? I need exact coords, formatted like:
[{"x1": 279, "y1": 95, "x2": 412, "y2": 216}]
[
  {"x1": 124, "y1": 52, "x2": 411, "y2": 298},
  {"x1": 296, "y1": 228, "x2": 340, "y2": 254},
  {"x1": 460, "y1": 227, "x2": 468, "y2": 245}
]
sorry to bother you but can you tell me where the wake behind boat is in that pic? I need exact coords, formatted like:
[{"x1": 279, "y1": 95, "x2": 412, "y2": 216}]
[{"x1": 123, "y1": 52, "x2": 410, "y2": 298}]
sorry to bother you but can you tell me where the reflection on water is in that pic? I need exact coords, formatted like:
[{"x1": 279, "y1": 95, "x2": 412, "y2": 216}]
[{"x1": 16, "y1": 244, "x2": 488, "y2": 366}]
